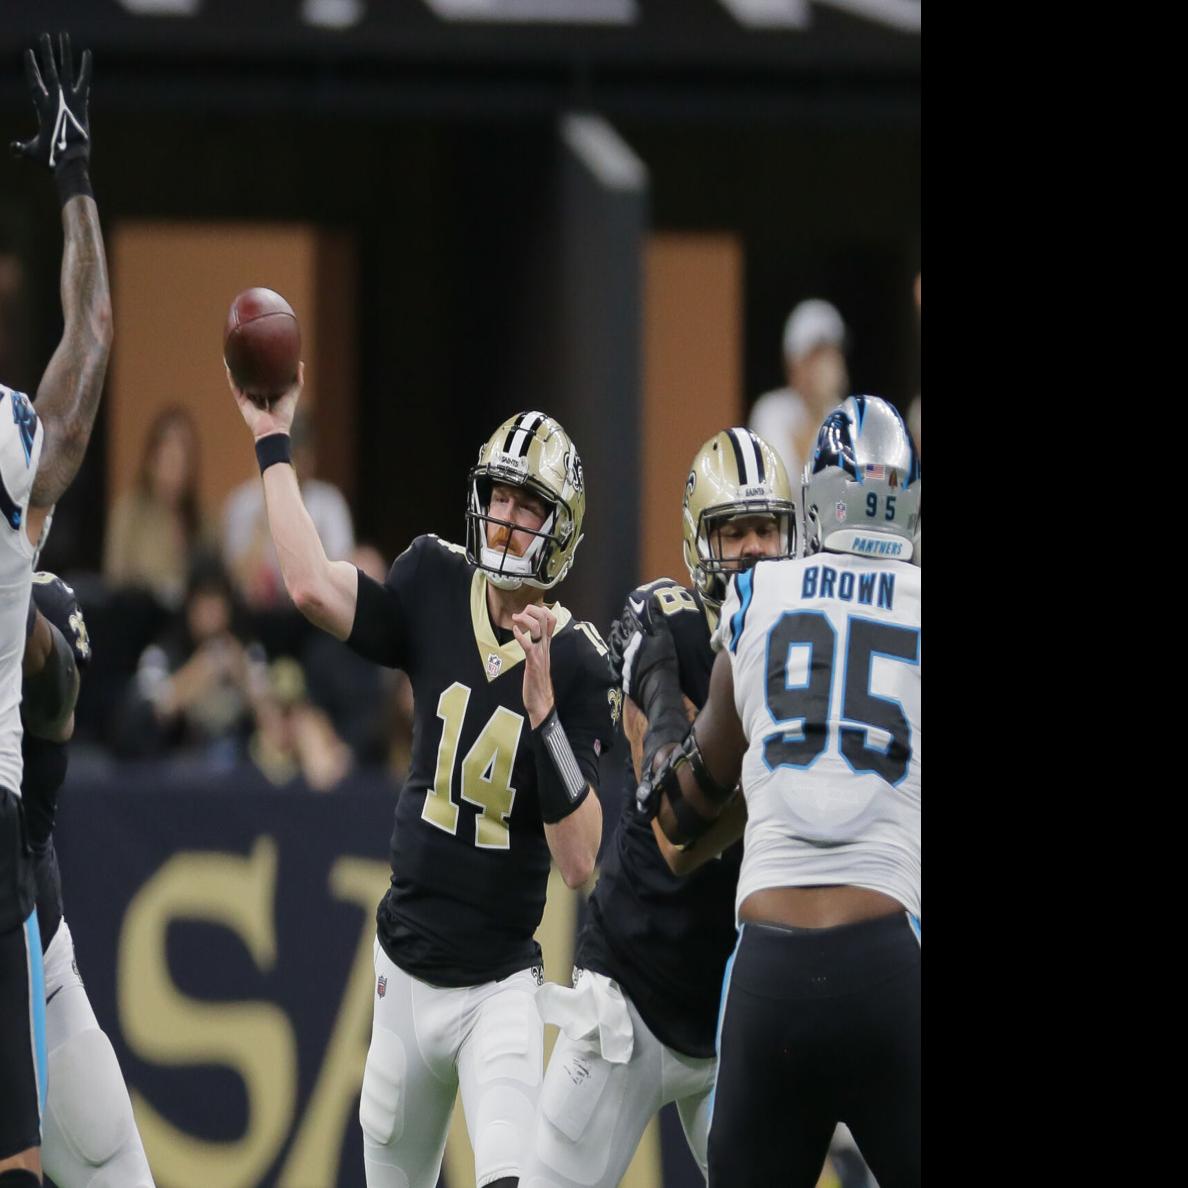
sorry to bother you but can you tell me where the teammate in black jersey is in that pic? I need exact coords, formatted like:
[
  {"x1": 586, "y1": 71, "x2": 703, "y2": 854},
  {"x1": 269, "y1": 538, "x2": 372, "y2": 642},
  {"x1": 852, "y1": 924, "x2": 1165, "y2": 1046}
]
[
  {"x1": 231, "y1": 373, "x2": 614, "y2": 1188},
  {"x1": 521, "y1": 428, "x2": 796, "y2": 1187},
  {"x1": 20, "y1": 575, "x2": 154, "y2": 1188}
]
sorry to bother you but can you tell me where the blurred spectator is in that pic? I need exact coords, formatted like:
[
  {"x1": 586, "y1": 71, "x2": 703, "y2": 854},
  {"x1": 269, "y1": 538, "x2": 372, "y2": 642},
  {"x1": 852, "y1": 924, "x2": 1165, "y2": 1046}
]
[
  {"x1": 749, "y1": 298, "x2": 850, "y2": 487},
  {"x1": 302, "y1": 544, "x2": 410, "y2": 772},
  {"x1": 249, "y1": 657, "x2": 352, "y2": 792},
  {"x1": 223, "y1": 408, "x2": 354, "y2": 611},
  {"x1": 114, "y1": 557, "x2": 266, "y2": 762},
  {"x1": 103, "y1": 406, "x2": 214, "y2": 611}
]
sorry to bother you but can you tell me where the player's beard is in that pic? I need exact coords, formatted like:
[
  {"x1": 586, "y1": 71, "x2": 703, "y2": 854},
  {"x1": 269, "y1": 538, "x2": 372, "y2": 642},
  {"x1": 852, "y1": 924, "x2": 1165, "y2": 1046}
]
[{"x1": 487, "y1": 523, "x2": 526, "y2": 557}]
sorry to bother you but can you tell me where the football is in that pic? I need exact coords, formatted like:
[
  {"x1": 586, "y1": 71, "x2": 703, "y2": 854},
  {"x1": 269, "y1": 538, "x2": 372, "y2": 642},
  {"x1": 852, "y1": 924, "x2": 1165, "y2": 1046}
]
[{"x1": 223, "y1": 287, "x2": 301, "y2": 406}]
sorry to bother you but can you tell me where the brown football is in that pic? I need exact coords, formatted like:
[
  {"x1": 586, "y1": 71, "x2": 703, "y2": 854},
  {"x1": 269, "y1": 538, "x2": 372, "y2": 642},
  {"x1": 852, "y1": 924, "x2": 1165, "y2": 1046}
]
[{"x1": 223, "y1": 288, "x2": 301, "y2": 406}]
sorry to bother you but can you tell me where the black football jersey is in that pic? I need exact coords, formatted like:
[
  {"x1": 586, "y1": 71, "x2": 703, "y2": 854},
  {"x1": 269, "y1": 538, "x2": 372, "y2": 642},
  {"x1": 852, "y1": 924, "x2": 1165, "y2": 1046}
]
[
  {"x1": 348, "y1": 535, "x2": 616, "y2": 987},
  {"x1": 575, "y1": 578, "x2": 743, "y2": 1058}
]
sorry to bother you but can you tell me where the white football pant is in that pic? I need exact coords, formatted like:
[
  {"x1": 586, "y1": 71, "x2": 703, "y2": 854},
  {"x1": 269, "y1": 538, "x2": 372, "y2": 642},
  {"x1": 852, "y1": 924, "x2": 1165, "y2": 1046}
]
[
  {"x1": 360, "y1": 937, "x2": 543, "y2": 1188},
  {"x1": 41, "y1": 920, "x2": 155, "y2": 1188},
  {"x1": 521, "y1": 971, "x2": 716, "y2": 1188}
]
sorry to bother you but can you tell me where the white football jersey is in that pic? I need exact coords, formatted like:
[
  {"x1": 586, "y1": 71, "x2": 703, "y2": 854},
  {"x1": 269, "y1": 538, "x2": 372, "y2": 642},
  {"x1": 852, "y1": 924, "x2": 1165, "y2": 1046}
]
[
  {"x1": 718, "y1": 553, "x2": 920, "y2": 919},
  {"x1": 0, "y1": 383, "x2": 45, "y2": 797}
]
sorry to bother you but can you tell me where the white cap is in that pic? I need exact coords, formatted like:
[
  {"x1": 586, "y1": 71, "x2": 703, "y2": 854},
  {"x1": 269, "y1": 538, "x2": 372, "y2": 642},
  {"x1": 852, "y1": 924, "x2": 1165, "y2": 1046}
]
[{"x1": 782, "y1": 299, "x2": 847, "y2": 361}]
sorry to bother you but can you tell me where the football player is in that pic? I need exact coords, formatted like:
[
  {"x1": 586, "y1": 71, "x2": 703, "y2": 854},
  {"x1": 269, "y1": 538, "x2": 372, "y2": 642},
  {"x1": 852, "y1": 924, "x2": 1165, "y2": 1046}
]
[
  {"x1": 230, "y1": 381, "x2": 615, "y2": 1188},
  {"x1": 21, "y1": 575, "x2": 155, "y2": 1188},
  {"x1": 637, "y1": 396, "x2": 921, "y2": 1187},
  {"x1": 2, "y1": 33, "x2": 111, "y2": 1187},
  {"x1": 520, "y1": 427, "x2": 796, "y2": 1187}
]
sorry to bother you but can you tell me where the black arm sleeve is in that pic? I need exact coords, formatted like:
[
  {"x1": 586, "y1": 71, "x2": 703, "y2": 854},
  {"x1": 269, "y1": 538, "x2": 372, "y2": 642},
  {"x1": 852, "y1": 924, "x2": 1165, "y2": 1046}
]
[
  {"x1": 21, "y1": 622, "x2": 79, "y2": 739},
  {"x1": 345, "y1": 538, "x2": 425, "y2": 669}
]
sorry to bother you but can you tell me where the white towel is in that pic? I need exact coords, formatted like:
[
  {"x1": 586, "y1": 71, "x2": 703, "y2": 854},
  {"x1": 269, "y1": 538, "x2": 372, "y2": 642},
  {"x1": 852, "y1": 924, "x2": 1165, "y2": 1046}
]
[{"x1": 536, "y1": 970, "x2": 634, "y2": 1065}]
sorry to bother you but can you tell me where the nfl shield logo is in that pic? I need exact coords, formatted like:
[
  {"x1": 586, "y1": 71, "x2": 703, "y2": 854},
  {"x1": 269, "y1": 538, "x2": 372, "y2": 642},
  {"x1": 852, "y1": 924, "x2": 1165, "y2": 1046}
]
[
  {"x1": 377, "y1": 975, "x2": 387, "y2": 999},
  {"x1": 487, "y1": 653, "x2": 503, "y2": 679},
  {"x1": 835, "y1": 501, "x2": 848, "y2": 522}
]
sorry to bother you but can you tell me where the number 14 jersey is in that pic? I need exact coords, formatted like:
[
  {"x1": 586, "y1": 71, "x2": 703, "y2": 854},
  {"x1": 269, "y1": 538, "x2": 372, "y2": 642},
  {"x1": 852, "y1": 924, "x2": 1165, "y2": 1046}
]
[
  {"x1": 348, "y1": 534, "x2": 616, "y2": 987},
  {"x1": 719, "y1": 553, "x2": 921, "y2": 920}
]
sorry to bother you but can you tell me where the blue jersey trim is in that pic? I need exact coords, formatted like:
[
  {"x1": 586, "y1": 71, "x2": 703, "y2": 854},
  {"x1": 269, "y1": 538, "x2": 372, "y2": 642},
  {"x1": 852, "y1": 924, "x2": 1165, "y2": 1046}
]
[
  {"x1": 24, "y1": 907, "x2": 47, "y2": 1115},
  {"x1": 707, "y1": 923, "x2": 744, "y2": 1128},
  {"x1": 728, "y1": 569, "x2": 755, "y2": 654}
]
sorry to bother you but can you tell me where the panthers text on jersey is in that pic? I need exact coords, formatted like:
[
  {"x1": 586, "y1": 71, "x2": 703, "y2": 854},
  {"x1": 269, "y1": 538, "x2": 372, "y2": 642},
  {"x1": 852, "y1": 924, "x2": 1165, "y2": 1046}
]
[
  {"x1": 720, "y1": 553, "x2": 921, "y2": 920},
  {"x1": 576, "y1": 578, "x2": 741, "y2": 1058},
  {"x1": 0, "y1": 384, "x2": 44, "y2": 802},
  {"x1": 347, "y1": 534, "x2": 616, "y2": 986}
]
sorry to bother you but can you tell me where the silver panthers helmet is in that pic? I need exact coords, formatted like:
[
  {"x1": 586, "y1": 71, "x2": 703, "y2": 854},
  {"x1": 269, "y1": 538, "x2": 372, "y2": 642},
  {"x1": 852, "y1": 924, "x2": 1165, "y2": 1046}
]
[{"x1": 802, "y1": 395, "x2": 921, "y2": 563}]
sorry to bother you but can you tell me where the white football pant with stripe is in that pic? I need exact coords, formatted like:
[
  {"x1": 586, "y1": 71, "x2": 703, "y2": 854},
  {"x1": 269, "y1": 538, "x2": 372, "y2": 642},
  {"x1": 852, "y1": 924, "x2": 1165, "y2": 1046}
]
[{"x1": 41, "y1": 919, "x2": 155, "y2": 1188}]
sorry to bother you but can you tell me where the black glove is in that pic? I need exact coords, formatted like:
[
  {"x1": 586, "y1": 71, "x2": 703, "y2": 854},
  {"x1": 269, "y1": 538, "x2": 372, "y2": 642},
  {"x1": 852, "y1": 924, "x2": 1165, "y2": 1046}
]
[
  {"x1": 31, "y1": 572, "x2": 91, "y2": 672},
  {"x1": 635, "y1": 740, "x2": 677, "y2": 820},
  {"x1": 606, "y1": 600, "x2": 645, "y2": 689},
  {"x1": 10, "y1": 33, "x2": 93, "y2": 204},
  {"x1": 613, "y1": 598, "x2": 689, "y2": 810}
]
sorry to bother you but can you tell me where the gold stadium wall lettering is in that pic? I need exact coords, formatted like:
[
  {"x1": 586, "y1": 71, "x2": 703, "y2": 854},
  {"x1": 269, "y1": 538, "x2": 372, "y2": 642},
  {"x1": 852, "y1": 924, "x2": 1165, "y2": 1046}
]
[
  {"x1": 278, "y1": 857, "x2": 390, "y2": 1187},
  {"x1": 118, "y1": 837, "x2": 298, "y2": 1188}
]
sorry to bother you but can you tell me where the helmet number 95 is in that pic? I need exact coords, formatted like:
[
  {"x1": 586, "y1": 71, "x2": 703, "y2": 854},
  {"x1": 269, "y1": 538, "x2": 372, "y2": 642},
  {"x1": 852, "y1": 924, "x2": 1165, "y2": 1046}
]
[{"x1": 865, "y1": 493, "x2": 896, "y2": 522}]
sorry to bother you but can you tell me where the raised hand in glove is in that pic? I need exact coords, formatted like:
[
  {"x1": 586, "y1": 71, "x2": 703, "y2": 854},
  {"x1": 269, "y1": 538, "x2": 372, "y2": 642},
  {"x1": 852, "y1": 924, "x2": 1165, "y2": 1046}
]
[
  {"x1": 608, "y1": 597, "x2": 689, "y2": 814},
  {"x1": 32, "y1": 571, "x2": 92, "y2": 672},
  {"x1": 10, "y1": 33, "x2": 93, "y2": 204}
]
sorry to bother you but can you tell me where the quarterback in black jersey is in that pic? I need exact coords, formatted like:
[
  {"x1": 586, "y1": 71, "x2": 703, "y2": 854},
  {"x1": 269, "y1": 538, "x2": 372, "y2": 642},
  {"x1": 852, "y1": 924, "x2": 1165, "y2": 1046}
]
[
  {"x1": 231, "y1": 373, "x2": 614, "y2": 1188},
  {"x1": 20, "y1": 575, "x2": 154, "y2": 1188},
  {"x1": 521, "y1": 428, "x2": 796, "y2": 1187}
]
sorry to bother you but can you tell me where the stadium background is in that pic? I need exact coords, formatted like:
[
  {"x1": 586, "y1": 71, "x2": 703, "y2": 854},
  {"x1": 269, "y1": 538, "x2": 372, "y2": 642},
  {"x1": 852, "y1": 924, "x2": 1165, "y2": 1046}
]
[{"x1": 0, "y1": 3, "x2": 919, "y2": 1186}]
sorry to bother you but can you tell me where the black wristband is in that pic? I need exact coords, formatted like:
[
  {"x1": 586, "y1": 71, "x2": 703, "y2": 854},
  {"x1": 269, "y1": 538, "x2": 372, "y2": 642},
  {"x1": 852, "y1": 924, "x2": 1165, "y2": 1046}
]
[
  {"x1": 532, "y1": 708, "x2": 590, "y2": 824},
  {"x1": 55, "y1": 157, "x2": 93, "y2": 206},
  {"x1": 255, "y1": 433, "x2": 292, "y2": 475}
]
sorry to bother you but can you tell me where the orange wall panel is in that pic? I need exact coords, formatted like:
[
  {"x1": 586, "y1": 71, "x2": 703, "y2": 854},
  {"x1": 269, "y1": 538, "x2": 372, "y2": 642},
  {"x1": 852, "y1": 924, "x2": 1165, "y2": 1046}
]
[
  {"x1": 640, "y1": 234, "x2": 743, "y2": 586},
  {"x1": 108, "y1": 222, "x2": 354, "y2": 525}
]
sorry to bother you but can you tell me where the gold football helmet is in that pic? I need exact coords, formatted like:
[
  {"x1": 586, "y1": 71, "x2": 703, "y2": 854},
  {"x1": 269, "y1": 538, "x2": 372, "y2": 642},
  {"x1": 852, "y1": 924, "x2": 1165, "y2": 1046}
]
[
  {"x1": 465, "y1": 411, "x2": 587, "y2": 590},
  {"x1": 681, "y1": 427, "x2": 797, "y2": 613}
]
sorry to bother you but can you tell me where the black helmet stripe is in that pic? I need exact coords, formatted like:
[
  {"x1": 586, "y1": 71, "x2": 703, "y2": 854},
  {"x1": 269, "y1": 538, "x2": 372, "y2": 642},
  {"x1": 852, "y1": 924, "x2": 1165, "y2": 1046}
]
[
  {"x1": 727, "y1": 428, "x2": 762, "y2": 487},
  {"x1": 747, "y1": 430, "x2": 767, "y2": 482},
  {"x1": 504, "y1": 411, "x2": 546, "y2": 457}
]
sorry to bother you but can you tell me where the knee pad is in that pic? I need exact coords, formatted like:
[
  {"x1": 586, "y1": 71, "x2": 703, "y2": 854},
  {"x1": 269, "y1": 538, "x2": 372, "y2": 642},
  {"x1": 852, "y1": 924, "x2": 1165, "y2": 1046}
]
[
  {"x1": 359, "y1": 1029, "x2": 407, "y2": 1147},
  {"x1": 46, "y1": 1027, "x2": 136, "y2": 1166},
  {"x1": 469, "y1": 995, "x2": 542, "y2": 1184}
]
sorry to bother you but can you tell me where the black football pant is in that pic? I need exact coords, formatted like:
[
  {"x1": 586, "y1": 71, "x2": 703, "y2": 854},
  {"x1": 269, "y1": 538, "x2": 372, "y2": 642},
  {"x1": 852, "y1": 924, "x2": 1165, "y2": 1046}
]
[
  {"x1": 708, "y1": 914, "x2": 921, "y2": 1188},
  {"x1": 1, "y1": 787, "x2": 44, "y2": 1160}
]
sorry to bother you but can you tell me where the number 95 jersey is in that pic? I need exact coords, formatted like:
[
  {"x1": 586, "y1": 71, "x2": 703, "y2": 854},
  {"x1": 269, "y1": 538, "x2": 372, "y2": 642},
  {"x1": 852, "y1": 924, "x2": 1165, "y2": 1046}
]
[{"x1": 719, "y1": 553, "x2": 920, "y2": 920}]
